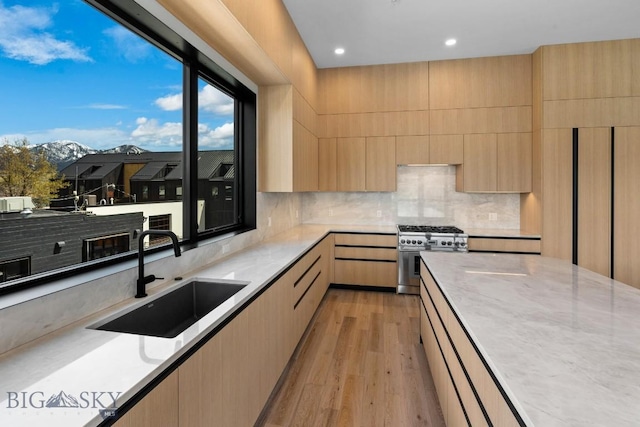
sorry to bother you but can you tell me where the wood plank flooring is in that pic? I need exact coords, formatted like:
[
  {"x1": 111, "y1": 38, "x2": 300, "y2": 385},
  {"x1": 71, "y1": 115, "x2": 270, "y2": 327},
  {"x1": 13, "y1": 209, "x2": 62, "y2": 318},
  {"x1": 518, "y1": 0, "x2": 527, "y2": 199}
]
[{"x1": 258, "y1": 289, "x2": 445, "y2": 427}]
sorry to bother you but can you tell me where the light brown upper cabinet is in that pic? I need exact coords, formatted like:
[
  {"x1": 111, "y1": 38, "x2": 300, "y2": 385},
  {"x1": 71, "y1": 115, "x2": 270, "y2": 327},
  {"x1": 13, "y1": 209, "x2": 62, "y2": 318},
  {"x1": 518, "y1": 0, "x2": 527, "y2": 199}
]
[
  {"x1": 457, "y1": 133, "x2": 532, "y2": 193},
  {"x1": 323, "y1": 137, "x2": 396, "y2": 192},
  {"x1": 396, "y1": 135, "x2": 464, "y2": 166},
  {"x1": 497, "y1": 133, "x2": 532, "y2": 192},
  {"x1": 336, "y1": 137, "x2": 366, "y2": 191},
  {"x1": 457, "y1": 134, "x2": 497, "y2": 192},
  {"x1": 318, "y1": 137, "x2": 337, "y2": 191},
  {"x1": 430, "y1": 135, "x2": 463, "y2": 165},
  {"x1": 542, "y1": 40, "x2": 634, "y2": 101},
  {"x1": 396, "y1": 135, "x2": 429, "y2": 165},
  {"x1": 429, "y1": 55, "x2": 532, "y2": 110},
  {"x1": 259, "y1": 85, "x2": 318, "y2": 192},
  {"x1": 366, "y1": 136, "x2": 396, "y2": 191}
]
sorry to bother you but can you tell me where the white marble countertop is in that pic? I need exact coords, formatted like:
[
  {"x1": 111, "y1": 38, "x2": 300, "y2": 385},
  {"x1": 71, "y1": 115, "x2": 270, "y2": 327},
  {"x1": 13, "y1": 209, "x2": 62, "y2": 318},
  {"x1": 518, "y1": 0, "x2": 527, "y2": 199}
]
[
  {"x1": 0, "y1": 224, "x2": 394, "y2": 427},
  {"x1": 465, "y1": 228, "x2": 541, "y2": 238},
  {"x1": 421, "y1": 252, "x2": 640, "y2": 427}
]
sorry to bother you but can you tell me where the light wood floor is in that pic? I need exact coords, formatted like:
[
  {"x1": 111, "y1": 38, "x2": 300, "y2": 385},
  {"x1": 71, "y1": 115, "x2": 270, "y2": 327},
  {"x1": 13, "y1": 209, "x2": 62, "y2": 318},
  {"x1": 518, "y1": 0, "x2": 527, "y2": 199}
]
[{"x1": 258, "y1": 289, "x2": 445, "y2": 427}]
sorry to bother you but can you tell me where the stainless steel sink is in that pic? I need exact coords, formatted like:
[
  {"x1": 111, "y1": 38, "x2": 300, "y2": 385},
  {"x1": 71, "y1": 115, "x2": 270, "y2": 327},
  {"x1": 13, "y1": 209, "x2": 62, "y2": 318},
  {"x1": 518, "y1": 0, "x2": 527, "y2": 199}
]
[{"x1": 90, "y1": 278, "x2": 249, "y2": 338}]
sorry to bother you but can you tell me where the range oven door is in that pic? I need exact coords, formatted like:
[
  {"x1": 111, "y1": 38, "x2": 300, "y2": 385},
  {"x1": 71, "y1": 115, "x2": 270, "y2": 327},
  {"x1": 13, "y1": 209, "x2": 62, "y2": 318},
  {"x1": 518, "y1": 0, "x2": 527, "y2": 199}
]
[{"x1": 397, "y1": 250, "x2": 421, "y2": 295}]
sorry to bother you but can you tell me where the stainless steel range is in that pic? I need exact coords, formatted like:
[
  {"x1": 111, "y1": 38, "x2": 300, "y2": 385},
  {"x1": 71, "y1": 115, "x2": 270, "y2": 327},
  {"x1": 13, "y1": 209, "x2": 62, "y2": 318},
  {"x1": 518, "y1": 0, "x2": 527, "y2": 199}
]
[{"x1": 397, "y1": 225, "x2": 468, "y2": 295}]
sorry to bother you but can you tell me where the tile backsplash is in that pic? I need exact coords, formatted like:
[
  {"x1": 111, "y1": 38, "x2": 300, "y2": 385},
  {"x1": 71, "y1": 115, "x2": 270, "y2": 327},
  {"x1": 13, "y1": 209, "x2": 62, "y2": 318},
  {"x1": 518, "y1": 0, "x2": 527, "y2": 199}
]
[{"x1": 302, "y1": 166, "x2": 520, "y2": 229}]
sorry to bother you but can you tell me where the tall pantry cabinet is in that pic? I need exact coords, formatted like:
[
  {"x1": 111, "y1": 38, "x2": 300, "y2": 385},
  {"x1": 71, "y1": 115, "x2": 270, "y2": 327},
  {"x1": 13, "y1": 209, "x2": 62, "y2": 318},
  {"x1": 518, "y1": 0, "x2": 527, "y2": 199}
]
[{"x1": 533, "y1": 39, "x2": 640, "y2": 288}]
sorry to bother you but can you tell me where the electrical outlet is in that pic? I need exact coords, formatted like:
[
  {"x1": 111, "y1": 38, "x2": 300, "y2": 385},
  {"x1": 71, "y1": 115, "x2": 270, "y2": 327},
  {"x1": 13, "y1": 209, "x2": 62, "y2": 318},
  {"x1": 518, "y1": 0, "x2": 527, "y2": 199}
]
[
  {"x1": 489, "y1": 213, "x2": 497, "y2": 221},
  {"x1": 376, "y1": 210, "x2": 382, "y2": 218},
  {"x1": 268, "y1": 216, "x2": 272, "y2": 227},
  {"x1": 329, "y1": 210, "x2": 333, "y2": 217},
  {"x1": 222, "y1": 244, "x2": 230, "y2": 254}
]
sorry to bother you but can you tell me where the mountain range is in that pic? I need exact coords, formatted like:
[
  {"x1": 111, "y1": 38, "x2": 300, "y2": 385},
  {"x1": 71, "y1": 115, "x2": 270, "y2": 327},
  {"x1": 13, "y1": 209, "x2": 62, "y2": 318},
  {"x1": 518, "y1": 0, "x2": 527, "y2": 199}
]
[{"x1": 28, "y1": 140, "x2": 148, "y2": 170}]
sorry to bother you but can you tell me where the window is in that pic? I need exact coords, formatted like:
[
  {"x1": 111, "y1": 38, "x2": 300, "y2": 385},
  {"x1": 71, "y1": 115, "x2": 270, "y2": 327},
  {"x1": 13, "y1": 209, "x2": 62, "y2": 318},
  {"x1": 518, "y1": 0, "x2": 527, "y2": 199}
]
[
  {"x1": 83, "y1": 234, "x2": 130, "y2": 262},
  {"x1": 148, "y1": 214, "x2": 172, "y2": 247},
  {"x1": 0, "y1": 0, "x2": 256, "y2": 294},
  {"x1": 0, "y1": 258, "x2": 30, "y2": 283}
]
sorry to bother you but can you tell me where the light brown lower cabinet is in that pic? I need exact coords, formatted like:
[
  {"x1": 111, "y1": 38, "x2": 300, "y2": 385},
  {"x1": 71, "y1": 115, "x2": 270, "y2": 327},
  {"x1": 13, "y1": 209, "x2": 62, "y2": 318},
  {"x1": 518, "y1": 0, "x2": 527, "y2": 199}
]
[
  {"x1": 467, "y1": 237, "x2": 541, "y2": 254},
  {"x1": 113, "y1": 371, "x2": 179, "y2": 427},
  {"x1": 114, "y1": 236, "x2": 332, "y2": 427},
  {"x1": 333, "y1": 233, "x2": 397, "y2": 288},
  {"x1": 420, "y1": 262, "x2": 522, "y2": 427}
]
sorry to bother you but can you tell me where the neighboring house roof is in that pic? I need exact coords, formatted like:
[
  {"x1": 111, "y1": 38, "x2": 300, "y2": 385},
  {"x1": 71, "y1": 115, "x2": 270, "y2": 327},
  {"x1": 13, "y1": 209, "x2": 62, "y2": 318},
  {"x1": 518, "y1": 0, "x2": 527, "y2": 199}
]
[
  {"x1": 61, "y1": 151, "x2": 234, "y2": 182},
  {"x1": 83, "y1": 163, "x2": 121, "y2": 180},
  {"x1": 197, "y1": 151, "x2": 235, "y2": 180},
  {"x1": 130, "y1": 162, "x2": 172, "y2": 181}
]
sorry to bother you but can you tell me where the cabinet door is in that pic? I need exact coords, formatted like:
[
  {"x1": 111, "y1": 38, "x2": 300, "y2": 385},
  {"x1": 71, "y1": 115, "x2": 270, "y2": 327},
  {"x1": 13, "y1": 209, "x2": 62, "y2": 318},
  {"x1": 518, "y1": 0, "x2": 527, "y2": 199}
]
[
  {"x1": 292, "y1": 121, "x2": 319, "y2": 192},
  {"x1": 541, "y1": 128, "x2": 573, "y2": 260},
  {"x1": 318, "y1": 137, "x2": 337, "y2": 191},
  {"x1": 614, "y1": 127, "x2": 640, "y2": 288},
  {"x1": 114, "y1": 371, "x2": 178, "y2": 427},
  {"x1": 497, "y1": 133, "x2": 532, "y2": 192},
  {"x1": 458, "y1": 134, "x2": 497, "y2": 192},
  {"x1": 430, "y1": 135, "x2": 463, "y2": 165},
  {"x1": 336, "y1": 137, "x2": 366, "y2": 191},
  {"x1": 366, "y1": 136, "x2": 396, "y2": 191},
  {"x1": 179, "y1": 310, "x2": 251, "y2": 427},
  {"x1": 396, "y1": 135, "x2": 429, "y2": 165},
  {"x1": 578, "y1": 128, "x2": 611, "y2": 277}
]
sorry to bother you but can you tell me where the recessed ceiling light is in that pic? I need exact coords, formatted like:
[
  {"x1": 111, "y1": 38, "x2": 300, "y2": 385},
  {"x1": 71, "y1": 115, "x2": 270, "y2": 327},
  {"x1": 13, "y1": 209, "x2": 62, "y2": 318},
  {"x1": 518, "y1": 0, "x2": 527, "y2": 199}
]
[
  {"x1": 334, "y1": 47, "x2": 345, "y2": 55},
  {"x1": 445, "y1": 39, "x2": 457, "y2": 47}
]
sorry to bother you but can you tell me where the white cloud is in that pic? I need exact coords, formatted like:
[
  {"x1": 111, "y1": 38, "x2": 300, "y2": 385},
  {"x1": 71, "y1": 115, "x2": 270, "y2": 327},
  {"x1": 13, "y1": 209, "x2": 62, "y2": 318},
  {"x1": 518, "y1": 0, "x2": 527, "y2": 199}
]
[
  {"x1": 199, "y1": 85, "x2": 234, "y2": 116},
  {"x1": 154, "y1": 85, "x2": 234, "y2": 116},
  {"x1": 131, "y1": 117, "x2": 182, "y2": 147},
  {"x1": 155, "y1": 93, "x2": 182, "y2": 111},
  {"x1": 88, "y1": 104, "x2": 127, "y2": 110},
  {"x1": 198, "y1": 122, "x2": 234, "y2": 149},
  {"x1": 0, "y1": 3, "x2": 91, "y2": 65},
  {"x1": 103, "y1": 26, "x2": 152, "y2": 63},
  {"x1": 0, "y1": 118, "x2": 233, "y2": 152}
]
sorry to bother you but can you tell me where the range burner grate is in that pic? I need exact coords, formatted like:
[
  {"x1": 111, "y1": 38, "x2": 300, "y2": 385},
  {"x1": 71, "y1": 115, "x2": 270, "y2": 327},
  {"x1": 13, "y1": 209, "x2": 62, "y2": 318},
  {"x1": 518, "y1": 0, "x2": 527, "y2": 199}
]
[{"x1": 397, "y1": 225, "x2": 465, "y2": 234}]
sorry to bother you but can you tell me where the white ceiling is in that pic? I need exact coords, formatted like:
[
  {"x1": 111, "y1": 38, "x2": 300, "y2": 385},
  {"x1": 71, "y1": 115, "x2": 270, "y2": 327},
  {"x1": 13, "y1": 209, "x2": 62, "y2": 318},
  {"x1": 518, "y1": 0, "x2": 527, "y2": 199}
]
[{"x1": 281, "y1": 0, "x2": 640, "y2": 69}]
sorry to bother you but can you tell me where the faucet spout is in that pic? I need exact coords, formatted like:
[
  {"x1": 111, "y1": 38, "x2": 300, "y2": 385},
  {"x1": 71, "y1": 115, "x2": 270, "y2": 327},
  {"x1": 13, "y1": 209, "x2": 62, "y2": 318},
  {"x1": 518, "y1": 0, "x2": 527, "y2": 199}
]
[{"x1": 136, "y1": 230, "x2": 181, "y2": 298}]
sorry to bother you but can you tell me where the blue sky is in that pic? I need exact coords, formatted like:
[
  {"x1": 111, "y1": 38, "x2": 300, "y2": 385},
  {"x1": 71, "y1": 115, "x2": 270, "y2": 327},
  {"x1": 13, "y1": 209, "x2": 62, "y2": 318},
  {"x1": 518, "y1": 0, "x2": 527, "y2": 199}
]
[{"x1": 0, "y1": 0, "x2": 235, "y2": 151}]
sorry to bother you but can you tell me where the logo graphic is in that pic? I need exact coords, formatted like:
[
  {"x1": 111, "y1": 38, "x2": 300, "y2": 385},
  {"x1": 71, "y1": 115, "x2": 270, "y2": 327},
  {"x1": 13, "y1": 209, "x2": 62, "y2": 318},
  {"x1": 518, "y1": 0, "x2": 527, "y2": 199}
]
[
  {"x1": 6, "y1": 389, "x2": 121, "y2": 418},
  {"x1": 45, "y1": 391, "x2": 80, "y2": 408}
]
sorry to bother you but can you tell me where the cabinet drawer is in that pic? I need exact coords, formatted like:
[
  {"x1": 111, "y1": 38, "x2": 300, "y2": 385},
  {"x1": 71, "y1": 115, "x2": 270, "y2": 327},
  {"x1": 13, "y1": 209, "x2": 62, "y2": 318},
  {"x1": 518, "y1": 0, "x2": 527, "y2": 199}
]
[
  {"x1": 293, "y1": 254, "x2": 323, "y2": 306},
  {"x1": 334, "y1": 233, "x2": 397, "y2": 248},
  {"x1": 334, "y1": 246, "x2": 397, "y2": 261},
  {"x1": 334, "y1": 259, "x2": 396, "y2": 287},
  {"x1": 468, "y1": 237, "x2": 541, "y2": 254}
]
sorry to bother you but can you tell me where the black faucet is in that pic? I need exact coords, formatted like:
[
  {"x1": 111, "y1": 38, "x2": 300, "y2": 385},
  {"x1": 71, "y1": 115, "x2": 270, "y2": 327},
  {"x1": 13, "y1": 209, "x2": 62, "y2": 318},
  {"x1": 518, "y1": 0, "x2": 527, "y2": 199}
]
[{"x1": 136, "y1": 230, "x2": 181, "y2": 298}]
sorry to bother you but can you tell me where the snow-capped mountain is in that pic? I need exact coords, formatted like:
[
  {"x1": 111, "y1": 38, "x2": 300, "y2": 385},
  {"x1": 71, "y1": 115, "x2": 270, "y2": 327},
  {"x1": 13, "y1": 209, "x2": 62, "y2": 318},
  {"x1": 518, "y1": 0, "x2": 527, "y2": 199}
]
[
  {"x1": 31, "y1": 140, "x2": 97, "y2": 169},
  {"x1": 102, "y1": 144, "x2": 147, "y2": 155},
  {"x1": 27, "y1": 140, "x2": 148, "y2": 170}
]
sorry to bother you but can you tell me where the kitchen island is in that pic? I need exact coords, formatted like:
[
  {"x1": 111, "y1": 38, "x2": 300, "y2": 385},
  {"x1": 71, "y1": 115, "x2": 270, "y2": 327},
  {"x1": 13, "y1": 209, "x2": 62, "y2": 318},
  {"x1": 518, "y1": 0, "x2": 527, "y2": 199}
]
[{"x1": 420, "y1": 252, "x2": 640, "y2": 426}]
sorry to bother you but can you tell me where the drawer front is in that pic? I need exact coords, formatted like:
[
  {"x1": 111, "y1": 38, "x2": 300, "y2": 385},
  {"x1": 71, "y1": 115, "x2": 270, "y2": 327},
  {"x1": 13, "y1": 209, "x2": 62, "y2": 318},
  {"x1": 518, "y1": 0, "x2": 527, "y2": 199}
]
[
  {"x1": 468, "y1": 237, "x2": 541, "y2": 254},
  {"x1": 334, "y1": 246, "x2": 397, "y2": 261},
  {"x1": 293, "y1": 254, "x2": 323, "y2": 305},
  {"x1": 334, "y1": 233, "x2": 397, "y2": 247},
  {"x1": 334, "y1": 259, "x2": 397, "y2": 287}
]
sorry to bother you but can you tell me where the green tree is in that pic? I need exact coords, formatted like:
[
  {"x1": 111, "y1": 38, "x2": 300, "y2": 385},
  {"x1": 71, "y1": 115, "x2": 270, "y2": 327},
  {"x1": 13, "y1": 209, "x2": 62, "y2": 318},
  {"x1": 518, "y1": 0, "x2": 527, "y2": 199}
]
[{"x1": 0, "y1": 138, "x2": 68, "y2": 207}]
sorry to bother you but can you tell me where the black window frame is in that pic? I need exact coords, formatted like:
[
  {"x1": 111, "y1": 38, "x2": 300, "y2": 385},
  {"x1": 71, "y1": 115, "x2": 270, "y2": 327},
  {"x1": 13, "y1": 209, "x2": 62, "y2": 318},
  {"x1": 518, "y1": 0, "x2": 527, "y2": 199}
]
[{"x1": 0, "y1": 0, "x2": 256, "y2": 296}]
